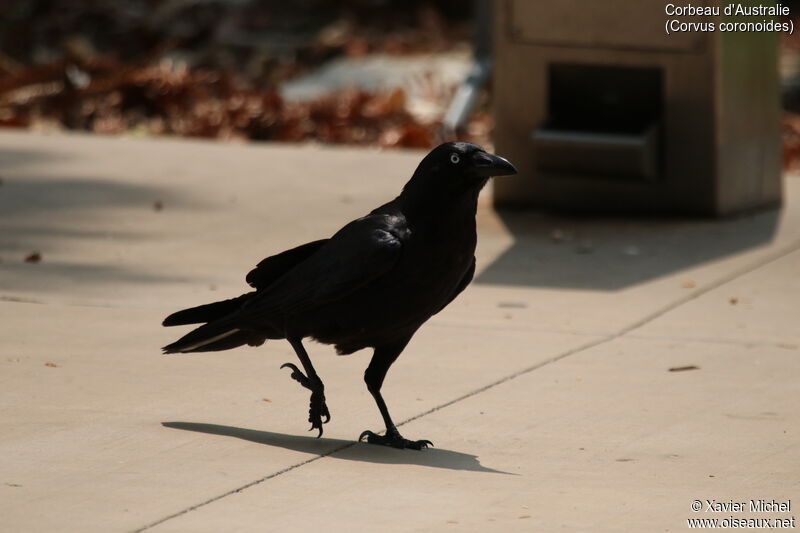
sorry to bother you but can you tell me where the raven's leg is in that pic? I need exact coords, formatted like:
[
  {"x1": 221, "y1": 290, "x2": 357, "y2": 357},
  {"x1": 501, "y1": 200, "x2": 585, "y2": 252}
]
[
  {"x1": 281, "y1": 337, "x2": 330, "y2": 437},
  {"x1": 359, "y1": 339, "x2": 432, "y2": 450}
]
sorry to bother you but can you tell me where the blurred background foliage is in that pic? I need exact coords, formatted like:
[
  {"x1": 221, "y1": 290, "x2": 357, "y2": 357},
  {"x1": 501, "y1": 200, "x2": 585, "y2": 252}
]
[
  {"x1": 0, "y1": 0, "x2": 491, "y2": 147},
  {"x1": 3, "y1": 0, "x2": 800, "y2": 162}
]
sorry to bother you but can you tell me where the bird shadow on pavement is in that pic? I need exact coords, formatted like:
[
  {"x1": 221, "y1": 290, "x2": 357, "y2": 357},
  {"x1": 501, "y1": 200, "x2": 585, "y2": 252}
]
[{"x1": 163, "y1": 421, "x2": 513, "y2": 475}]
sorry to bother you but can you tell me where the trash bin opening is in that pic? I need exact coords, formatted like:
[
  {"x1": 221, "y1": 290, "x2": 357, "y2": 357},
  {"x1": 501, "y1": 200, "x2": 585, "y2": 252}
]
[{"x1": 545, "y1": 63, "x2": 663, "y2": 135}]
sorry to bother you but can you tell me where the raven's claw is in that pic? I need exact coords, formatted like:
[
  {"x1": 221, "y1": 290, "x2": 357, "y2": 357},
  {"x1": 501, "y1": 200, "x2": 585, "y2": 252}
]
[
  {"x1": 359, "y1": 430, "x2": 432, "y2": 450},
  {"x1": 280, "y1": 362, "x2": 310, "y2": 388},
  {"x1": 308, "y1": 389, "x2": 330, "y2": 437},
  {"x1": 281, "y1": 362, "x2": 330, "y2": 438}
]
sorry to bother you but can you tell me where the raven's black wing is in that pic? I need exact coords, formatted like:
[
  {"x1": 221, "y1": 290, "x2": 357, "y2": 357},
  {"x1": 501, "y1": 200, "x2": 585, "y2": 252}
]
[
  {"x1": 162, "y1": 215, "x2": 404, "y2": 353},
  {"x1": 236, "y1": 213, "x2": 406, "y2": 321},
  {"x1": 246, "y1": 239, "x2": 328, "y2": 290},
  {"x1": 435, "y1": 256, "x2": 475, "y2": 314}
]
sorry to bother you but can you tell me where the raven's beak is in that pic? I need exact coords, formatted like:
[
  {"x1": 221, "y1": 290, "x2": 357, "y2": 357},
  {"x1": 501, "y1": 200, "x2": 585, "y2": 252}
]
[{"x1": 473, "y1": 151, "x2": 518, "y2": 177}]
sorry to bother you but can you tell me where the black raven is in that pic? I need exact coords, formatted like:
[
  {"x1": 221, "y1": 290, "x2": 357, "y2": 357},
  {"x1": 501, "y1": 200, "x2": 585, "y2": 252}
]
[{"x1": 162, "y1": 142, "x2": 516, "y2": 449}]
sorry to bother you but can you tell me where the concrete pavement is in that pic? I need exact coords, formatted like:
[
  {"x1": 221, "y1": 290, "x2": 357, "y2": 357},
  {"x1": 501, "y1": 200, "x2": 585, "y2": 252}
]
[{"x1": 0, "y1": 131, "x2": 798, "y2": 532}]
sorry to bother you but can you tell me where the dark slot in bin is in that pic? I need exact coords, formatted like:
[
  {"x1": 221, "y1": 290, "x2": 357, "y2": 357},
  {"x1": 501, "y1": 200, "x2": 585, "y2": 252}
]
[{"x1": 533, "y1": 63, "x2": 663, "y2": 181}]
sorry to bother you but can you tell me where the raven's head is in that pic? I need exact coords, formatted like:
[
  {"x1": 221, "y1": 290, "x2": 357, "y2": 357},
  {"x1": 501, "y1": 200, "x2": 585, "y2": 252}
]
[{"x1": 404, "y1": 142, "x2": 517, "y2": 197}]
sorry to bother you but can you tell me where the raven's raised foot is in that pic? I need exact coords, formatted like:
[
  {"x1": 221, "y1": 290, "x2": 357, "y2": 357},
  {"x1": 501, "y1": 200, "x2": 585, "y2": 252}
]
[
  {"x1": 280, "y1": 362, "x2": 330, "y2": 437},
  {"x1": 359, "y1": 429, "x2": 432, "y2": 450},
  {"x1": 280, "y1": 362, "x2": 315, "y2": 390}
]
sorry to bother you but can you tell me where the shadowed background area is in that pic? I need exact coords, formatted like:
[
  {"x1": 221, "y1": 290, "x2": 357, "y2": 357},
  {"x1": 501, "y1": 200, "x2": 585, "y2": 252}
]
[{"x1": 476, "y1": 209, "x2": 779, "y2": 290}]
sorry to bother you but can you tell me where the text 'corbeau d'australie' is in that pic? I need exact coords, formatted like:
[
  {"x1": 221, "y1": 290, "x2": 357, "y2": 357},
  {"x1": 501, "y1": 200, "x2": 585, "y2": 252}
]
[{"x1": 665, "y1": 3, "x2": 793, "y2": 34}]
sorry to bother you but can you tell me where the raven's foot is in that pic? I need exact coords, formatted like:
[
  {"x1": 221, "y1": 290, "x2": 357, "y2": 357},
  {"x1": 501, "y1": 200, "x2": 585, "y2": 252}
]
[
  {"x1": 359, "y1": 429, "x2": 432, "y2": 450},
  {"x1": 280, "y1": 363, "x2": 330, "y2": 437},
  {"x1": 307, "y1": 389, "x2": 330, "y2": 437}
]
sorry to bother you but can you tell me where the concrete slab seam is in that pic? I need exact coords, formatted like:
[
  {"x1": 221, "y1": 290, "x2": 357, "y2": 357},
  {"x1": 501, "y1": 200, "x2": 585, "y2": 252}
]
[{"x1": 131, "y1": 443, "x2": 354, "y2": 533}]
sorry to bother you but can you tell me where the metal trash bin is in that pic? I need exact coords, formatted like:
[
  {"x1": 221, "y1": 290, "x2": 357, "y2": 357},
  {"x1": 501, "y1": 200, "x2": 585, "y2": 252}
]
[{"x1": 492, "y1": 0, "x2": 782, "y2": 215}]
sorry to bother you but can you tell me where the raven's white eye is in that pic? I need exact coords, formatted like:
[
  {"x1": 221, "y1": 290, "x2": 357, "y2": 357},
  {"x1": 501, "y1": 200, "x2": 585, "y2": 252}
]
[{"x1": 450, "y1": 153, "x2": 460, "y2": 164}]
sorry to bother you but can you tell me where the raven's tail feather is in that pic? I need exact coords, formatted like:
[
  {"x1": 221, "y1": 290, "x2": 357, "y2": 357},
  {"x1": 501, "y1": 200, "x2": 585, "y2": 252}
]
[
  {"x1": 162, "y1": 292, "x2": 255, "y2": 327},
  {"x1": 183, "y1": 330, "x2": 266, "y2": 352},
  {"x1": 163, "y1": 319, "x2": 252, "y2": 354}
]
